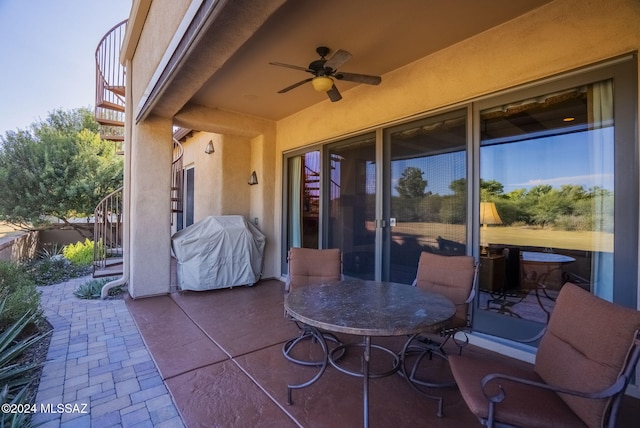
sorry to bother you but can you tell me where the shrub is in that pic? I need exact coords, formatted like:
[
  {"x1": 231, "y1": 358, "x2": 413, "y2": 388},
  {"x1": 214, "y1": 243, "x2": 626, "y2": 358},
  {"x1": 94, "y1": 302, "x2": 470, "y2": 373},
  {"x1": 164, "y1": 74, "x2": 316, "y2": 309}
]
[
  {"x1": 25, "y1": 257, "x2": 90, "y2": 286},
  {"x1": 63, "y1": 238, "x2": 95, "y2": 267},
  {"x1": 0, "y1": 262, "x2": 40, "y2": 328},
  {"x1": 74, "y1": 277, "x2": 122, "y2": 299}
]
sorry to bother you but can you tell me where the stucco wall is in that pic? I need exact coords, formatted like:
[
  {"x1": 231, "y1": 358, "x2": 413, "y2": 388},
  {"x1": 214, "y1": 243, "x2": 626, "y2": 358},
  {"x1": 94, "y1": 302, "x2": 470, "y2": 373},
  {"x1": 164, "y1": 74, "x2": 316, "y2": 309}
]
[
  {"x1": 0, "y1": 232, "x2": 38, "y2": 262},
  {"x1": 129, "y1": 0, "x2": 191, "y2": 107},
  {"x1": 276, "y1": 0, "x2": 640, "y2": 151}
]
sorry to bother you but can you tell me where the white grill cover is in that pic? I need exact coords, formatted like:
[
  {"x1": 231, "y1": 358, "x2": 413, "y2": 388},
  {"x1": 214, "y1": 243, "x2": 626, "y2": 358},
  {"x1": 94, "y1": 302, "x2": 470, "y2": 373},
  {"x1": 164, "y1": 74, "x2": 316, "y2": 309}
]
[{"x1": 171, "y1": 216, "x2": 265, "y2": 291}]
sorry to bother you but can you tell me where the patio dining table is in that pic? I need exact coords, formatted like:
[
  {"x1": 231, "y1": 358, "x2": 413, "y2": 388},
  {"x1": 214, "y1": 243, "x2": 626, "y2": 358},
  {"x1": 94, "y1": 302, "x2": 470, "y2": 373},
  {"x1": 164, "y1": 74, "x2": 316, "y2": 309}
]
[{"x1": 284, "y1": 279, "x2": 455, "y2": 428}]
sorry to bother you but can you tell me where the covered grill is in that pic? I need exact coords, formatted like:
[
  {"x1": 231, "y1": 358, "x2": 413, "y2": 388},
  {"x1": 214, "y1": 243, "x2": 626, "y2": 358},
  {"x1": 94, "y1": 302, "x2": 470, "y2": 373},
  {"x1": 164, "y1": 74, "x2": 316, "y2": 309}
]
[{"x1": 171, "y1": 215, "x2": 265, "y2": 291}]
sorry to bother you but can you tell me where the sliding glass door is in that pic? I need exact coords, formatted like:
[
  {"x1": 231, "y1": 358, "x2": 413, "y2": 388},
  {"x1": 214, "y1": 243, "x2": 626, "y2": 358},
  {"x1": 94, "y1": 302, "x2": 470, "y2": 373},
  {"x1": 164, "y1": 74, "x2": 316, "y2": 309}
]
[
  {"x1": 327, "y1": 134, "x2": 377, "y2": 279},
  {"x1": 474, "y1": 59, "x2": 637, "y2": 339},
  {"x1": 383, "y1": 110, "x2": 468, "y2": 283},
  {"x1": 283, "y1": 57, "x2": 637, "y2": 343}
]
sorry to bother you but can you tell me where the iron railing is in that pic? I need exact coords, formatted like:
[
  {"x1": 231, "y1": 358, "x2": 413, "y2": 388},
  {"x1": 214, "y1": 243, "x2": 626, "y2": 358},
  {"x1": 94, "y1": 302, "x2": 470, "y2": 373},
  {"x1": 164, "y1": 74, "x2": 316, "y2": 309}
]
[
  {"x1": 93, "y1": 187, "x2": 123, "y2": 274},
  {"x1": 95, "y1": 20, "x2": 127, "y2": 143}
]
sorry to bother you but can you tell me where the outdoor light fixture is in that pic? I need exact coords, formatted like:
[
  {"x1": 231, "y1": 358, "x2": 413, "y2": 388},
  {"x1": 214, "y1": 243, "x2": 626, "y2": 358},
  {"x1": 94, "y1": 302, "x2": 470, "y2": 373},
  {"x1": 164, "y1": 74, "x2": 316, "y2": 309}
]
[
  {"x1": 311, "y1": 76, "x2": 333, "y2": 92},
  {"x1": 248, "y1": 171, "x2": 258, "y2": 185},
  {"x1": 205, "y1": 140, "x2": 215, "y2": 154}
]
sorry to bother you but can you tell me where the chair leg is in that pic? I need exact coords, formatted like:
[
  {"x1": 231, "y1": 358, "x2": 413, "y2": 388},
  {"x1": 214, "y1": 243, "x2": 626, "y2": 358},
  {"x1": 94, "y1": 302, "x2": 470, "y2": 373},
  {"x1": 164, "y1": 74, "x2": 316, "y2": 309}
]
[
  {"x1": 286, "y1": 325, "x2": 329, "y2": 405},
  {"x1": 283, "y1": 323, "x2": 344, "y2": 366},
  {"x1": 402, "y1": 337, "x2": 457, "y2": 389},
  {"x1": 398, "y1": 333, "x2": 450, "y2": 417}
]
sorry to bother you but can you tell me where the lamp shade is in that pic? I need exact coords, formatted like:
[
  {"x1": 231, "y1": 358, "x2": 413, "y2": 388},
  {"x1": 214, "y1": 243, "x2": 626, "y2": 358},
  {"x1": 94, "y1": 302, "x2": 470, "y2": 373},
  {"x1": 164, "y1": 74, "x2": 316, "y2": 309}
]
[
  {"x1": 480, "y1": 202, "x2": 502, "y2": 226},
  {"x1": 311, "y1": 76, "x2": 333, "y2": 92}
]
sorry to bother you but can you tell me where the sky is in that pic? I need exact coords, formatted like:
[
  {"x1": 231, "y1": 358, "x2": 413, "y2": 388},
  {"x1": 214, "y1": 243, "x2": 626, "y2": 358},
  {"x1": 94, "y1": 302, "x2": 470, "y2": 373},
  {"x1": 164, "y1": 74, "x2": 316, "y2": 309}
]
[{"x1": 0, "y1": 0, "x2": 132, "y2": 136}]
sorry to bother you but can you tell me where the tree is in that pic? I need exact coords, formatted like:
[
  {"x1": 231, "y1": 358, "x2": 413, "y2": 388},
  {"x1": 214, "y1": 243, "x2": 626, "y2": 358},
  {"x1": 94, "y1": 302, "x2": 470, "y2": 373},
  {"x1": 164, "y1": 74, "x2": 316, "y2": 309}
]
[
  {"x1": 396, "y1": 167, "x2": 427, "y2": 199},
  {"x1": 0, "y1": 108, "x2": 123, "y2": 233},
  {"x1": 395, "y1": 167, "x2": 427, "y2": 221}
]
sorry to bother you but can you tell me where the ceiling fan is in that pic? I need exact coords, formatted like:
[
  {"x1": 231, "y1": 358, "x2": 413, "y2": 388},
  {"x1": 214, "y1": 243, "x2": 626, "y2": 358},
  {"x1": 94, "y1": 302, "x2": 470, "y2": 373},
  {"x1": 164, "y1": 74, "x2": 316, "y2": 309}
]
[{"x1": 270, "y1": 46, "x2": 382, "y2": 102}]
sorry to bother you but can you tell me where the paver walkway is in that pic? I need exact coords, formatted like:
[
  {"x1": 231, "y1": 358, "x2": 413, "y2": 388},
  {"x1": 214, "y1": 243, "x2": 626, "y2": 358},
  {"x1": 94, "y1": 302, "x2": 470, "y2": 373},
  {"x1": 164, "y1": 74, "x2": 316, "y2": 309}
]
[{"x1": 32, "y1": 275, "x2": 184, "y2": 428}]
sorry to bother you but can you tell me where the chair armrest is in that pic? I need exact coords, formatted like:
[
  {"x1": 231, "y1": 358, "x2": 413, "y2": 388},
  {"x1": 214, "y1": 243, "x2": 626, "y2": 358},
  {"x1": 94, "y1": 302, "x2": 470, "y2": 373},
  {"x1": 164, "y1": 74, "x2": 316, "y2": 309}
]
[{"x1": 480, "y1": 372, "x2": 628, "y2": 404}]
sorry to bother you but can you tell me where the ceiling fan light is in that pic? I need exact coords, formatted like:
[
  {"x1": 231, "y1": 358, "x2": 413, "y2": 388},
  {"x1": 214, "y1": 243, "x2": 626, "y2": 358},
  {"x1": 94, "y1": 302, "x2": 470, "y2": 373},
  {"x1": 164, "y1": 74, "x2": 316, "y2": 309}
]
[{"x1": 312, "y1": 76, "x2": 333, "y2": 92}]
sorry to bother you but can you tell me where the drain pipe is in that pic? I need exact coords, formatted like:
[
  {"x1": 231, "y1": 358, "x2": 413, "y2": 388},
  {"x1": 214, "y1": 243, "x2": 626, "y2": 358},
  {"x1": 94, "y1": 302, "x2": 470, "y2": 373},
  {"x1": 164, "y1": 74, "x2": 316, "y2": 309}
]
[{"x1": 101, "y1": 270, "x2": 128, "y2": 299}]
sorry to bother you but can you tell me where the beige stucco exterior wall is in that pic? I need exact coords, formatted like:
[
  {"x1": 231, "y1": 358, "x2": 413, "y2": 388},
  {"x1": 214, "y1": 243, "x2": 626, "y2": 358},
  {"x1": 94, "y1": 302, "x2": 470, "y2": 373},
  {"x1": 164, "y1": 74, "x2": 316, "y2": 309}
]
[
  {"x1": 128, "y1": 0, "x2": 191, "y2": 107},
  {"x1": 179, "y1": 132, "x2": 222, "y2": 222},
  {"x1": 276, "y1": 0, "x2": 640, "y2": 151},
  {"x1": 128, "y1": 115, "x2": 174, "y2": 298},
  {"x1": 172, "y1": 127, "x2": 277, "y2": 278},
  {"x1": 272, "y1": 0, "x2": 640, "y2": 283}
]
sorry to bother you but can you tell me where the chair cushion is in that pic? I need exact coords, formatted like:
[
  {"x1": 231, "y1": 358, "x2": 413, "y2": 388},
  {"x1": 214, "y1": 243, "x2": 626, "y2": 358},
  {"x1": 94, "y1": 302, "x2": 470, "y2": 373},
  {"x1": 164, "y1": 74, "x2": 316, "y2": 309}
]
[
  {"x1": 535, "y1": 283, "x2": 640, "y2": 428},
  {"x1": 288, "y1": 248, "x2": 341, "y2": 289},
  {"x1": 449, "y1": 353, "x2": 587, "y2": 428},
  {"x1": 414, "y1": 252, "x2": 475, "y2": 320}
]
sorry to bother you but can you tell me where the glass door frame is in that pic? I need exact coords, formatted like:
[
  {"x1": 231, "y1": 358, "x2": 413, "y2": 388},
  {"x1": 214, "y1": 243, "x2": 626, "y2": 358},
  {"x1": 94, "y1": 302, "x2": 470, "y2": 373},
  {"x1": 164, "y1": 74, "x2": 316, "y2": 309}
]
[
  {"x1": 381, "y1": 107, "x2": 473, "y2": 282},
  {"x1": 471, "y1": 55, "x2": 638, "y2": 339}
]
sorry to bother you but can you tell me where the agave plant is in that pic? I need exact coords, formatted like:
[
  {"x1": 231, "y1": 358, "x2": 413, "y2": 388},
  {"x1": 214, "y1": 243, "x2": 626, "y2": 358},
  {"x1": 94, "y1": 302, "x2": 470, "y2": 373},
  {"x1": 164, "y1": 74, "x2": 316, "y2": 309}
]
[
  {"x1": 0, "y1": 383, "x2": 35, "y2": 428},
  {"x1": 0, "y1": 299, "x2": 50, "y2": 427}
]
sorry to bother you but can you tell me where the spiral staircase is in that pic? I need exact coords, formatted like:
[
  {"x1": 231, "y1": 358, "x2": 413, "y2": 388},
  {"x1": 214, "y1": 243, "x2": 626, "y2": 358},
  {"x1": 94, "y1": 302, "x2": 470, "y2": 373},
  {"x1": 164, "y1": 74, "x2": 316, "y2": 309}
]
[{"x1": 93, "y1": 20, "x2": 185, "y2": 278}]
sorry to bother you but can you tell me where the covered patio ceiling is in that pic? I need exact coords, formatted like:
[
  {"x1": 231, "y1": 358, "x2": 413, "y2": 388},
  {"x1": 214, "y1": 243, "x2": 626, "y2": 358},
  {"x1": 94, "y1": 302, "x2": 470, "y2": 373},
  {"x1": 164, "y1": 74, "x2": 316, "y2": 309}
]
[{"x1": 141, "y1": 0, "x2": 553, "y2": 124}]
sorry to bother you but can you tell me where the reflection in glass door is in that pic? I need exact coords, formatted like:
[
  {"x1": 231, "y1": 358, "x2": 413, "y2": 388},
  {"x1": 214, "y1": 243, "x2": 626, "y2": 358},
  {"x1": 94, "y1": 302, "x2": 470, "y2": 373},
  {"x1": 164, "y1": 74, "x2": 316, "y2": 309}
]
[
  {"x1": 385, "y1": 110, "x2": 468, "y2": 284},
  {"x1": 287, "y1": 151, "x2": 320, "y2": 249},
  {"x1": 327, "y1": 135, "x2": 376, "y2": 279},
  {"x1": 477, "y1": 81, "x2": 615, "y2": 330}
]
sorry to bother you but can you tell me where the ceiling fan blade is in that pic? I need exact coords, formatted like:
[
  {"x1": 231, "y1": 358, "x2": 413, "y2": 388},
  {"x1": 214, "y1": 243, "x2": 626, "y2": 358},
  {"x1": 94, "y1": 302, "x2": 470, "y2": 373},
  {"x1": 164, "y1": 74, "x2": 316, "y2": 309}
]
[
  {"x1": 327, "y1": 85, "x2": 342, "y2": 102},
  {"x1": 269, "y1": 62, "x2": 312, "y2": 73},
  {"x1": 335, "y1": 72, "x2": 381, "y2": 85},
  {"x1": 323, "y1": 49, "x2": 352, "y2": 71},
  {"x1": 278, "y1": 78, "x2": 313, "y2": 93}
]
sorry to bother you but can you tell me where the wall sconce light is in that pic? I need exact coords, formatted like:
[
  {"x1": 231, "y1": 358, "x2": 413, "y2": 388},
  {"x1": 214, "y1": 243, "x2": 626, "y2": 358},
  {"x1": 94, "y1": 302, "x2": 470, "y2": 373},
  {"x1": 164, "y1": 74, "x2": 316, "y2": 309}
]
[
  {"x1": 205, "y1": 140, "x2": 215, "y2": 154},
  {"x1": 248, "y1": 171, "x2": 258, "y2": 185}
]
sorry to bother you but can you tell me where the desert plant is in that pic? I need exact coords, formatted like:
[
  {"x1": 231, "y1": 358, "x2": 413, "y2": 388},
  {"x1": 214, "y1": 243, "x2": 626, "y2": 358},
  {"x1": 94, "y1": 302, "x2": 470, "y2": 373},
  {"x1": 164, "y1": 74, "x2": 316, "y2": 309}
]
[
  {"x1": 0, "y1": 300, "x2": 49, "y2": 428},
  {"x1": 0, "y1": 309, "x2": 44, "y2": 389},
  {"x1": 62, "y1": 238, "x2": 95, "y2": 267},
  {"x1": 37, "y1": 243, "x2": 63, "y2": 260},
  {"x1": 25, "y1": 257, "x2": 90, "y2": 286},
  {"x1": 0, "y1": 262, "x2": 39, "y2": 328},
  {"x1": 74, "y1": 277, "x2": 122, "y2": 299}
]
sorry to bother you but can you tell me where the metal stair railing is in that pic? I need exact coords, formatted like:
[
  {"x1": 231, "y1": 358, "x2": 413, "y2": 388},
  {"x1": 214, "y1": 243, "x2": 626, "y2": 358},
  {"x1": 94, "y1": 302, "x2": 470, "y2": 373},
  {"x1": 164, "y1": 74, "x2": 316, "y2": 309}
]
[
  {"x1": 95, "y1": 19, "x2": 127, "y2": 144},
  {"x1": 171, "y1": 138, "x2": 184, "y2": 223},
  {"x1": 93, "y1": 187, "x2": 123, "y2": 274}
]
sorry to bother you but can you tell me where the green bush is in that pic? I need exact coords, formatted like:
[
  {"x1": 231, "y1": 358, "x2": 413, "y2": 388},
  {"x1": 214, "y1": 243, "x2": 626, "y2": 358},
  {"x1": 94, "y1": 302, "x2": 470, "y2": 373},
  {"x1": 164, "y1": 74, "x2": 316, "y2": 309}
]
[
  {"x1": 0, "y1": 262, "x2": 40, "y2": 328},
  {"x1": 74, "y1": 277, "x2": 122, "y2": 299},
  {"x1": 63, "y1": 238, "x2": 95, "y2": 266}
]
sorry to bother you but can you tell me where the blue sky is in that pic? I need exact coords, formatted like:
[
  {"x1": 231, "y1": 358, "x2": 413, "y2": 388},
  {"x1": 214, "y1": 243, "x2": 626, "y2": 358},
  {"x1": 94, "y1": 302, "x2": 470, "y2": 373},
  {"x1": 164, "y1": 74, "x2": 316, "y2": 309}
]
[
  {"x1": 481, "y1": 129, "x2": 614, "y2": 193},
  {"x1": 0, "y1": 0, "x2": 131, "y2": 136},
  {"x1": 385, "y1": 128, "x2": 614, "y2": 197}
]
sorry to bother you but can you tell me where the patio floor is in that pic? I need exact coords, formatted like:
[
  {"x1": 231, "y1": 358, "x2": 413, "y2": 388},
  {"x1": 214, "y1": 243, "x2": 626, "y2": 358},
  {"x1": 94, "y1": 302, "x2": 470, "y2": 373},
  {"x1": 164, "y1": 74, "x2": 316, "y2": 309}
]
[{"x1": 126, "y1": 279, "x2": 640, "y2": 427}]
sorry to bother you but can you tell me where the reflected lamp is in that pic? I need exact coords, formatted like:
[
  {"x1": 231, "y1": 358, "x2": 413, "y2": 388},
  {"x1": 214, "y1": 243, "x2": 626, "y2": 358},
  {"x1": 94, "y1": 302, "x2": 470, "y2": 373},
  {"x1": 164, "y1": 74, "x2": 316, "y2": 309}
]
[{"x1": 480, "y1": 202, "x2": 502, "y2": 229}]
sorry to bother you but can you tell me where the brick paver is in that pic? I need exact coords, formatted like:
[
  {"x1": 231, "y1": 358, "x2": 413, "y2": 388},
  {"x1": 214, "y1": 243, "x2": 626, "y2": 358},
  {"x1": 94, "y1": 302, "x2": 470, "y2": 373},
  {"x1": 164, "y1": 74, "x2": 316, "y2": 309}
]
[{"x1": 32, "y1": 276, "x2": 184, "y2": 428}]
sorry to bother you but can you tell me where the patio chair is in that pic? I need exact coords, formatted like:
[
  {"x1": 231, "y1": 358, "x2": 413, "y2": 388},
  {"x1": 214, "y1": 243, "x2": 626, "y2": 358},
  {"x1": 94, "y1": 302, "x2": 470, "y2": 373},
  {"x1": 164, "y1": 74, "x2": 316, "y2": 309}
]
[
  {"x1": 485, "y1": 247, "x2": 523, "y2": 318},
  {"x1": 449, "y1": 282, "x2": 640, "y2": 428},
  {"x1": 282, "y1": 247, "x2": 343, "y2": 366},
  {"x1": 401, "y1": 251, "x2": 478, "y2": 388}
]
